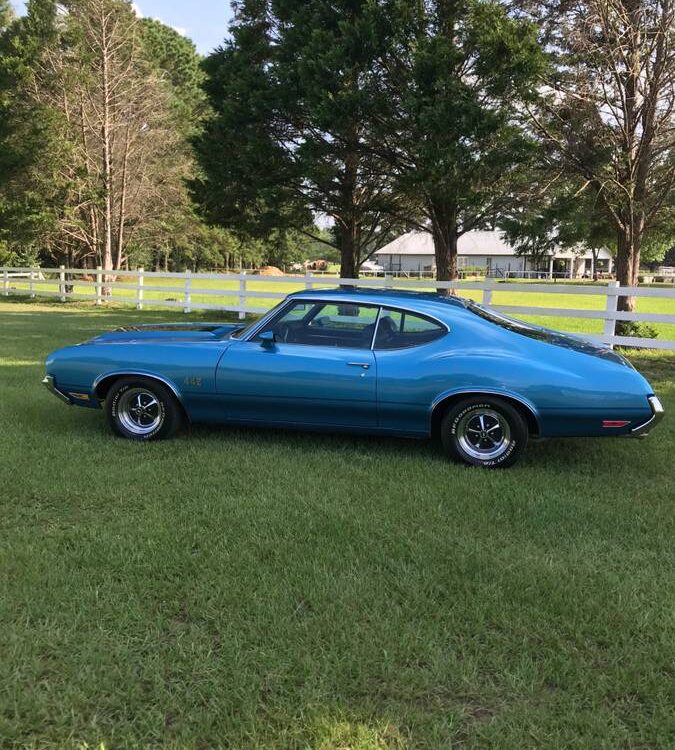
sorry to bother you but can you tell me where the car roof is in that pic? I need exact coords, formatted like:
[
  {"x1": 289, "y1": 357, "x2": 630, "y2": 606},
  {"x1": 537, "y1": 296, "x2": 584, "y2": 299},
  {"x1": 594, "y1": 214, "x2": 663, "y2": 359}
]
[{"x1": 287, "y1": 287, "x2": 471, "y2": 320}]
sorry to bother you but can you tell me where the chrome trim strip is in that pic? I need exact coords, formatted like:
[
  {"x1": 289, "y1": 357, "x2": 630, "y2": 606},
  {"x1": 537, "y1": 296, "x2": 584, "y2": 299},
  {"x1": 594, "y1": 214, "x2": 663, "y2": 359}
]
[
  {"x1": 377, "y1": 304, "x2": 450, "y2": 335},
  {"x1": 429, "y1": 388, "x2": 542, "y2": 434},
  {"x1": 631, "y1": 395, "x2": 665, "y2": 437},
  {"x1": 245, "y1": 295, "x2": 450, "y2": 346},
  {"x1": 42, "y1": 375, "x2": 72, "y2": 406},
  {"x1": 91, "y1": 370, "x2": 184, "y2": 405},
  {"x1": 370, "y1": 306, "x2": 383, "y2": 350}
]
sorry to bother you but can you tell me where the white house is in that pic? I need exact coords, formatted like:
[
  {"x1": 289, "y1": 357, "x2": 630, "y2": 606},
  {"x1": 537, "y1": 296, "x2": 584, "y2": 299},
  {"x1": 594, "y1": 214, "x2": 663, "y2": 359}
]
[{"x1": 374, "y1": 229, "x2": 614, "y2": 279}]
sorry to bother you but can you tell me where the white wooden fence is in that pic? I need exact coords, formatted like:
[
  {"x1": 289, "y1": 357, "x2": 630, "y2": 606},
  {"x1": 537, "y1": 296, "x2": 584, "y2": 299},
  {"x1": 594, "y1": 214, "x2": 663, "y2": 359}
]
[{"x1": 2, "y1": 266, "x2": 674, "y2": 350}]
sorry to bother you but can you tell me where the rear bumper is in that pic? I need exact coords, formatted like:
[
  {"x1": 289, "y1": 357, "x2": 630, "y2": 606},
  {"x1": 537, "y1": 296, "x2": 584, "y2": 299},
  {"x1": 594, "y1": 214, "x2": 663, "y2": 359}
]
[
  {"x1": 631, "y1": 396, "x2": 664, "y2": 437},
  {"x1": 42, "y1": 375, "x2": 72, "y2": 406}
]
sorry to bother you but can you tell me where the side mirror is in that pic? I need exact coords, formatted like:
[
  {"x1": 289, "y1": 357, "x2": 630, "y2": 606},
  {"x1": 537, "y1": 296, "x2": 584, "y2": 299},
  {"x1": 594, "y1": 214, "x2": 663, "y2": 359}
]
[{"x1": 259, "y1": 330, "x2": 276, "y2": 347}]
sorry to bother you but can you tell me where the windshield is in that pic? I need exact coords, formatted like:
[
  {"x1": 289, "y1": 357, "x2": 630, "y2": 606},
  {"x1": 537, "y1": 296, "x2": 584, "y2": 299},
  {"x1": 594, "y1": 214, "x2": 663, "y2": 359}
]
[{"x1": 229, "y1": 299, "x2": 287, "y2": 339}]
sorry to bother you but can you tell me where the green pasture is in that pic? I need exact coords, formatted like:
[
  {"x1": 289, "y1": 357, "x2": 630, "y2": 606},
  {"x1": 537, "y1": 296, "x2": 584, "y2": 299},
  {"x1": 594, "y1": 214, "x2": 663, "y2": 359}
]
[{"x1": 0, "y1": 298, "x2": 674, "y2": 749}]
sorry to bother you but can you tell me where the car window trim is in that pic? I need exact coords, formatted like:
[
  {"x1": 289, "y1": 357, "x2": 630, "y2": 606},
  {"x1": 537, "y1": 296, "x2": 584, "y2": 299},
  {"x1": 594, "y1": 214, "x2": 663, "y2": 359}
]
[
  {"x1": 373, "y1": 305, "x2": 449, "y2": 351},
  {"x1": 244, "y1": 297, "x2": 383, "y2": 350}
]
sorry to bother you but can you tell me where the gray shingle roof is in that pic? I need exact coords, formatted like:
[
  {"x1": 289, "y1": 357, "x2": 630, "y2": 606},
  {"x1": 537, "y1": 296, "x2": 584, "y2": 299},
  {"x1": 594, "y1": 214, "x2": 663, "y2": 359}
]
[{"x1": 375, "y1": 229, "x2": 612, "y2": 259}]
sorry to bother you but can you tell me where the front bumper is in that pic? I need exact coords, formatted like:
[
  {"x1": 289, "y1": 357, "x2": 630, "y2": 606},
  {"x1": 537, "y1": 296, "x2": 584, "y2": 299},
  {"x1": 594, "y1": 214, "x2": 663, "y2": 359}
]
[
  {"x1": 631, "y1": 395, "x2": 665, "y2": 437},
  {"x1": 42, "y1": 375, "x2": 72, "y2": 406}
]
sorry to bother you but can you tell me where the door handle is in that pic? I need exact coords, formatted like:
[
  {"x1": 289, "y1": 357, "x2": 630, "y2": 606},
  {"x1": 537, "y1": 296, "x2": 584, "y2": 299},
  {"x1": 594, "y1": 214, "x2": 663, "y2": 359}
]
[{"x1": 347, "y1": 362, "x2": 371, "y2": 370}]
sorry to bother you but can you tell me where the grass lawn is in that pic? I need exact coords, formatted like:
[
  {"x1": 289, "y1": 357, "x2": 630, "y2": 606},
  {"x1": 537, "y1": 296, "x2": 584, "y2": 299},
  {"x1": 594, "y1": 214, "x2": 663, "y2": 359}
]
[
  {"x1": 1, "y1": 299, "x2": 674, "y2": 750},
  {"x1": 6, "y1": 275, "x2": 675, "y2": 340}
]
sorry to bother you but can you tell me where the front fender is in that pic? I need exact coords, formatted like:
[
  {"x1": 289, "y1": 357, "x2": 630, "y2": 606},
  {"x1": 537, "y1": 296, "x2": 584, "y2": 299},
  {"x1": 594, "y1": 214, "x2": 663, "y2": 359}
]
[{"x1": 91, "y1": 369, "x2": 186, "y2": 406}]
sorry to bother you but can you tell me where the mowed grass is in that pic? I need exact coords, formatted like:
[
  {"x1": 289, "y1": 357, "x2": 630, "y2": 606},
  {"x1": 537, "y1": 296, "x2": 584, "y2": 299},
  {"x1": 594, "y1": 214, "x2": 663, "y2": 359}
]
[
  {"x1": 0, "y1": 298, "x2": 674, "y2": 750},
  {"x1": 6, "y1": 275, "x2": 675, "y2": 340}
]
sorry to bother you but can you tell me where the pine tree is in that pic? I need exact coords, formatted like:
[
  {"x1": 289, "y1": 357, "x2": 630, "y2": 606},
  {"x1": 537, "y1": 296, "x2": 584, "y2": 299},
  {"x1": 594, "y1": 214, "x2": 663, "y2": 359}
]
[
  {"x1": 0, "y1": 0, "x2": 15, "y2": 31},
  {"x1": 371, "y1": 0, "x2": 545, "y2": 286},
  {"x1": 194, "y1": 0, "x2": 402, "y2": 278}
]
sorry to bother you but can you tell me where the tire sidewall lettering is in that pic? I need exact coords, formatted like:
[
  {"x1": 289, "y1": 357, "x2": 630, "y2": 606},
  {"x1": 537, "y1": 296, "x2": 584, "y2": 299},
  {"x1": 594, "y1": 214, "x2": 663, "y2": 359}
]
[
  {"x1": 450, "y1": 402, "x2": 517, "y2": 466},
  {"x1": 111, "y1": 383, "x2": 166, "y2": 440}
]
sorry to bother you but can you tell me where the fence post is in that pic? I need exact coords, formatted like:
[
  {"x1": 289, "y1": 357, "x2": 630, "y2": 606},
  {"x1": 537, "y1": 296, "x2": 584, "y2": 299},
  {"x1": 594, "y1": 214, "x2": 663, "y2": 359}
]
[
  {"x1": 384, "y1": 273, "x2": 394, "y2": 289},
  {"x1": 136, "y1": 267, "x2": 144, "y2": 310},
  {"x1": 59, "y1": 265, "x2": 66, "y2": 302},
  {"x1": 3, "y1": 268, "x2": 9, "y2": 296},
  {"x1": 29, "y1": 268, "x2": 36, "y2": 298},
  {"x1": 305, "y1": 270, "x2": 314, "y2": 290},
  {"x1": 482, "y1": 286, "x2": 493, "y2": 306},
  {"x1": 238, "y1": 273, "x2": 247, "y2": 321},
  {"x1": 184, "y1": 269, "x2": 192, "y2": 314},
  {"x1": 96, "y1": 266, "x2": 103, "y2": 306},
  {"x1": 604, "y1": 280, "x2": 619, "y2": 348}
]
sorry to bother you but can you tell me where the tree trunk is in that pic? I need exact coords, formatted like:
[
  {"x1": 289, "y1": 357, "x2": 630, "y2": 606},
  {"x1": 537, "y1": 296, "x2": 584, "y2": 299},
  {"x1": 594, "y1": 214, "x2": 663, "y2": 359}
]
[
  {"x1": 431, "y1": 203, "x2": 459, "y2": 295},
  {"x1": 114, "y1": 124, "x2": 131, "y2": 271},
  {"x1": 100, "y1": 7, "x2": 113, "y2": 297},
  {"x1": 614, "y1": 218, "x2": 642, "y2": 336},
  {"x1": 337, "y1": 222, "x2": 359, "y2": 280},
  {"x1": 338, "y1": 147, "x2": 360, "y2": 281}
]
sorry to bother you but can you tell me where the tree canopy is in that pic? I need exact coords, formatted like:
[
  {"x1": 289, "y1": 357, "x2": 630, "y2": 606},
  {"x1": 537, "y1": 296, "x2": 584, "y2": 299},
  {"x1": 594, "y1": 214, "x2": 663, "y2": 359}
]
[{"x1": 1, "y1": 0, "x2": 673, "y2": 285}]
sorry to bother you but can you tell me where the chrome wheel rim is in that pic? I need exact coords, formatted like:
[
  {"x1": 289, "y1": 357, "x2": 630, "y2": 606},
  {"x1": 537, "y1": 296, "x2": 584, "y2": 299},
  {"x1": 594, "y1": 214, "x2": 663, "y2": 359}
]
[
  {"x1": 456, "y1": 408, "x2": 511, "y2": 461},
  {"x1": 117, "y1": 388, "x2": 163, "y2": 436}
]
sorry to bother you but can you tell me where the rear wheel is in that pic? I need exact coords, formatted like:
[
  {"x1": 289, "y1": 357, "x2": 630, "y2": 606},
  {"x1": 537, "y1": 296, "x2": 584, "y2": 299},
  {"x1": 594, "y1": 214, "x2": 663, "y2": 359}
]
[
  {"x1": 441, "y1": 397, "x2": 528, "y2": 468},
  {"x1": 105, "y1": 377, "x2": 183, "y2": 441}
]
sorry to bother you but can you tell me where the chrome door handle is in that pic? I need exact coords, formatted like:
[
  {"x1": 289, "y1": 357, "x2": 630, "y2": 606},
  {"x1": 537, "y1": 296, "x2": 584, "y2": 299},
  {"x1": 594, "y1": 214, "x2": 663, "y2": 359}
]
[{"x1": 347, "y1": 362, "x2": 371, "y2": 370}]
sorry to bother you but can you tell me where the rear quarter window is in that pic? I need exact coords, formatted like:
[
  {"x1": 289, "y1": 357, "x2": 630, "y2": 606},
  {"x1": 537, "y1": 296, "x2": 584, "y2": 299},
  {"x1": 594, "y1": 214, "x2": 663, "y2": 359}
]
[{"x1": 375, "y1": 309, "x2": 446, "y2": 350}]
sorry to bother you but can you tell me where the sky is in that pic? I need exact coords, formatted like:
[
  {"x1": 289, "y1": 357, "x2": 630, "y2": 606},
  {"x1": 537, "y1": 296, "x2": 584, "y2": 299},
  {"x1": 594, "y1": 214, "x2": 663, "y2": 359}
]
[{"x1": 11, "y1": 1, "x2": 233, "y2": 55}]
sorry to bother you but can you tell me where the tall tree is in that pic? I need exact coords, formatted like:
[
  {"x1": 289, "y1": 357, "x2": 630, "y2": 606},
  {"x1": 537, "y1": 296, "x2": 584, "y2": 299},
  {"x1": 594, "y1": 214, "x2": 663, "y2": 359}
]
[
  {"x1": 0, "y1": 0, "x2": 15, "y2": 31},
  {"x1": 0, "y1": 0, "x2": 67, "y2": 264},
  {"x1": 0, "y1": 0, "x2": 205, "y2": 280},
  {"x1": 527, "y1": 0, "x2": 675, "y2": 324},
  {"x1": 194, "y1": 0, "x2": 402, "y2": 278},
  {"x1": 371, "y1": 0, "x2": 544, "y2": 287}
]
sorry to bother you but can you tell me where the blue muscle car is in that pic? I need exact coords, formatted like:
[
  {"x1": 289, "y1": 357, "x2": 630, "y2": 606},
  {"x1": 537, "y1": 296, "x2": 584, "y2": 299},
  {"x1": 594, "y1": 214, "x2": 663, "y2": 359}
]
[{"x1": 43, "y1": 288, "x2": 664, "y2": 468}]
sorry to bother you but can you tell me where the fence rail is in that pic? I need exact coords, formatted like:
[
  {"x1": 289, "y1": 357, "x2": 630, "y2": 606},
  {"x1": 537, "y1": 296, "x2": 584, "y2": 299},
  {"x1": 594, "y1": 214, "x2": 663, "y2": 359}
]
[{"x1": 2, "y1": 266, "x2": 674, "y2": 350}]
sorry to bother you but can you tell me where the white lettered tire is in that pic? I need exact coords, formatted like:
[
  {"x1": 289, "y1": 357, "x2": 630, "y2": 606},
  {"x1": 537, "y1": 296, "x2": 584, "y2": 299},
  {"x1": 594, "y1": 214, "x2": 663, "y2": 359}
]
[
  {"x1": 105, "y1": 377, "x2": 183, "y2": 441},
  {"x1": 441, "y1": 396, "x2": 528, "y2": 468}
]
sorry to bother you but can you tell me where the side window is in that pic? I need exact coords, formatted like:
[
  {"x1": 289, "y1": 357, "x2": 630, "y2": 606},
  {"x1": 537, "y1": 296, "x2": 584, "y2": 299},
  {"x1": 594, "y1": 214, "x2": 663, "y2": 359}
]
[
  {"x1": 308, "y1": 304, "x2": 378, "y2": 333},
  {"x1": 255, "y1": 301, "x2": 378, "y2": 349},
  {"x1": 375, "y1": 308, "x2": 446, "y2": 350}
]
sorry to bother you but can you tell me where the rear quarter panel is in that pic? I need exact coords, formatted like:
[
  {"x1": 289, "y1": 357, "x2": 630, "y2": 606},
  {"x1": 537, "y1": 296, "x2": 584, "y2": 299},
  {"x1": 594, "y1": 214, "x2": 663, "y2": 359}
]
[{"x1": 375, "y1": 309, "x2": 653, "y2": 437}]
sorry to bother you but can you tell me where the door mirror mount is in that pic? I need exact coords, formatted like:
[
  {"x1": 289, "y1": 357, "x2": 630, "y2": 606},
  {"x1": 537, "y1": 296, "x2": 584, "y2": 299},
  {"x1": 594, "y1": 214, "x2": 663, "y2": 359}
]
[{"x1": 259, "y1": 331, "x2": 276, "y2": 347}]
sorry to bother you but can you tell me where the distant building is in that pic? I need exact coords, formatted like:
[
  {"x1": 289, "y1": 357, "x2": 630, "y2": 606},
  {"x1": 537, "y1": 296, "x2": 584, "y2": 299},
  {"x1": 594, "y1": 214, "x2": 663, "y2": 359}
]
[{"x1": 374, "y1": 229, "x2": 614, "y2": 278}]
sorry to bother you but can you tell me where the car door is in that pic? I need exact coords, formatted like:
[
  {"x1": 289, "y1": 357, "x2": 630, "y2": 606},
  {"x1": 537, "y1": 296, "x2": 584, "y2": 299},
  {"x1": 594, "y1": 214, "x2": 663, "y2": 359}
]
[{"x1": 215, "y1": 300, "x2": 379, "y2": 428}]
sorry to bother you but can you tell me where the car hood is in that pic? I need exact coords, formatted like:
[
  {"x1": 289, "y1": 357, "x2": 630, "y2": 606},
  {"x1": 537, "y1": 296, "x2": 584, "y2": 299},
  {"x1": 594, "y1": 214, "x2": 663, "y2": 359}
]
[{"x1": 88, "y1": 322, "x2": 244, "y2": 345}]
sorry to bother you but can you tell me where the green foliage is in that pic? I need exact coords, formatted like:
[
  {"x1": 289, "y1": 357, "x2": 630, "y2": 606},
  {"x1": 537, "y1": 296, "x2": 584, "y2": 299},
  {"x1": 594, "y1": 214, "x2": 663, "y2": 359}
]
[
  {"x1": 0, "y1": 0, "x2": 68, "y2": 259},
  {"x1": 194, "y1": 0, "x2": 404, "y2": 277},
  {"x1": 372, "y1": 0, "x2": 546, "y2": 279},
  {"x1": 616, "y1": 322, "x2": 659, "y2": 341},
  {"x1": 0, "y1": 0, "x2": 15, "y2": 31},
  {"x1": 0, "y1": 0, "x2": 213, "y2": 270},
  {"x1": 139, "y1": 17, "x2": 206, "y2": 137},
  {"x1": 522, "y1": 1, "x2": 674, "y2": 288},
  {"x1": 503, "y1": 182, "x2": 616, "y2": 260}
]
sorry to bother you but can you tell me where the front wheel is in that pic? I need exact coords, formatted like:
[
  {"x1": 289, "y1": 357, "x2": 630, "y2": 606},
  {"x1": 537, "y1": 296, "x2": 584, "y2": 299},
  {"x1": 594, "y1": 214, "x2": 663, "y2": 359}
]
[
  {"x1": 105, "y1": 377, "x2": 183, "y2": 441},
  {"x1": 441, "y1": 397, "x2": 528, "y2": 468}
]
